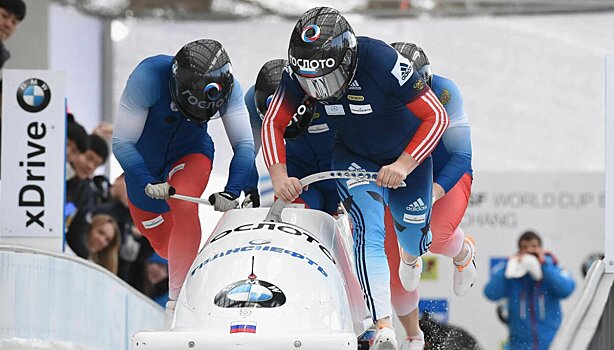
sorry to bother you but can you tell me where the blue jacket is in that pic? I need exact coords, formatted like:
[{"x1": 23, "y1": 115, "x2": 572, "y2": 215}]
[{"x1": 484, "y1": 254, "x2": 575, "y2": 350}]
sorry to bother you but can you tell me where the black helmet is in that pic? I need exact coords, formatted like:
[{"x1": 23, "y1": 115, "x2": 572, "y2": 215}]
[
  {"x1": 288, "y1": 7, "x2": 358, "y2": 103},
  {"x1": 254, "y1": 59, "x2": 315, "y2": 139},
  {"x1": 169, "y1": 39, "x2": 234, "y2": 123},
  {"x1": 254, "y1": 59, "x2": 287, "y2": 120},
  {"x1": 284, "y1": 96, "x2": 316, "y2": 140},
  {"x1": 390, "y1": 42, "x2": 432, "y2": 87}
]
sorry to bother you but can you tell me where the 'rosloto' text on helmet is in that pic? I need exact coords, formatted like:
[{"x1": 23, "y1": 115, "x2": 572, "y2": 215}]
[
  {"x1": 288, "y1": 7, "x2": 358, "y2": 103},
  {"x1": 170, "y1": 39, "x2": 234, "y2": 123}
]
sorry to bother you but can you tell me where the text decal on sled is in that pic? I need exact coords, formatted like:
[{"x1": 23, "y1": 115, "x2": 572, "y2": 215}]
[{"x1": 190, "y1": 244, "x2": 329, "y2": 278}]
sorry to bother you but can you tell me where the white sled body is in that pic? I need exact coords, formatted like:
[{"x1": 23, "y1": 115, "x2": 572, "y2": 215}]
[{"x1": 133, "y1": 207, "x2": 371, "y2": 349}]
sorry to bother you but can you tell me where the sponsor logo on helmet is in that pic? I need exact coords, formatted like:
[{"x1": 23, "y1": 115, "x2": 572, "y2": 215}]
[
  {"x1": 181, "y1": 89, "x2": 225, "y2": 109},
  {"x1": 301, "y1": 24, "x2": 321, "y2": 43},
  {"x1": 289, "y1": 55, "x2": 336, "y2": 77},
  {"x1": 347, "y1": 95, "x2": 364, "y2": 102},
  {"x1": 438, "y1": 89, "x2": 451, "y2": 105},
  {"x1": 413, "y1": 80, "x2": 425, "y2": 91},
  {"x1": 204, "y1": 82, "x2": 222, "y2": 100}
]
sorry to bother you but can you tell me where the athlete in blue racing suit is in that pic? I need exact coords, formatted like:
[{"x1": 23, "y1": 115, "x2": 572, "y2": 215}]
[
  {"x1": 261, "y1": 8, "x2": 449, "y2": 349},
  {"x1": 112, "y1": 39, "x2": 255, "y2": 320},
  {"x1": 244, "y1": 59, "x2": 338, "y2": 214}
]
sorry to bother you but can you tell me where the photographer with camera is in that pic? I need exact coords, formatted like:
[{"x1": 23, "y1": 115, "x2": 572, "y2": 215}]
[{"x1": 484, "y1": 231, "x2": 575, "y2": 350}]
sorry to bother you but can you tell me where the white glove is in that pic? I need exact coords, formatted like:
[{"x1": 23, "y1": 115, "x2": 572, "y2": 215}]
[
  {"x1": 145, "y1": 182, "x2": 172, "y2": 200},
  {"x1": 521, "y1": 254, "x2": 544, "y2": 281},
  {"x1": 505, "y1": 256, "x2": 527, "y2": 279},
  {"x1": 209, "y1": 192, "x2": 239, "y2": 212}
]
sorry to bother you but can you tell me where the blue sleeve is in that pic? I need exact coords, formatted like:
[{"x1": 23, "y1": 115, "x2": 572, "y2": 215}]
[
  {"x1": 220, "y1": 80, "x2": 257, "y2": 196},
  {"x1": 244, "y1": 85, "x2": 264, "y2": 129},
  {"x1": 484, "y1": 262, "x2": 509, "y2": 301},
  {"x1": 112, "y1": 60, "x2": 162, "y2": 188},
  {"x1": 363, "y1": 38, "x2": 426, "y2": 104},
  {"x1": 432, "y1": 76, "x2": 472, "y2": 193},
  {"x1": 242, "y1": 85, "x2": 262, "y2": 192},
  {"x1": 542, "y1": 256, "x2": 575, "y2": 298}
]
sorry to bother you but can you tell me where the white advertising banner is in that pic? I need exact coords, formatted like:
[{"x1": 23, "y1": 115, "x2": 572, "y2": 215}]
[
  {"x1": 0, "y1": 70, "x2": 65, "y2": 246},
  {"x1": 606, "y1": 54, "x2": 614, "y2": 273}
]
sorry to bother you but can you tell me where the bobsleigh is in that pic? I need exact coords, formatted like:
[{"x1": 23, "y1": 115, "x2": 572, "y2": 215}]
[{"x1": 132, "y1": 172, "x2": 392, "y2": 349}]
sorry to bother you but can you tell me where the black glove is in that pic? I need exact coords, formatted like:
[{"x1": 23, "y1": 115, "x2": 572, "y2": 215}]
[
  {"x1": 208, "y1": 191, "x2": 239, "y2": 212},
  {"x1": 242, "y1": 188, "x2": 261, "y2": 208}
]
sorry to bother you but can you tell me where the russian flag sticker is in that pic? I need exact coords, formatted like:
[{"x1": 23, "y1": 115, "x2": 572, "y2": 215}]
[{"x1": 230, "y1": 321, "x2": 257, "y2": 334}]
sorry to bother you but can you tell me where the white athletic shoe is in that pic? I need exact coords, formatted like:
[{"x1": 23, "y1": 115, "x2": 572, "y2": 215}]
[
  {"x1": 399, "y1": 257, "x2": 422, "y2": 292},
  {"x1": 371, "y1": 327, "x2": 398, "y2": 350},
  {"x1": 399, "y1": 337, "x2": 425, "y2": 350},
  {"x1": 164, "y1": 299, "x2": 176, "y2": 328},
  {"x1": 453, "y1": 237, "x2": 477, "y2": 296}
]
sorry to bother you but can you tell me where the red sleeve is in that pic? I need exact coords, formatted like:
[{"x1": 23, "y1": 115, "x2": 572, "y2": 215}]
[
  {"x1": 404, "y1": 88, "x2": 449, "y2": 163},
  {"x1": 262, "y1": 83, "x2": 296, "y2": 167}
]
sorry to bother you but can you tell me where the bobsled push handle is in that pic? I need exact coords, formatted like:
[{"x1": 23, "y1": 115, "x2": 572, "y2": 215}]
[
  {"x1": 264, "y1": 171, "x2": 406, "y2": 222},
  {"x1": 169, "y1": 187, "x2": 212, "y2": 206}
]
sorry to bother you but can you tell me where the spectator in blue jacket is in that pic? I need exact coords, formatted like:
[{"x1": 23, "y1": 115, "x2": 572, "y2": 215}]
[{"x1": 484, "y1": 231, "x2": 575, "y2": 350}]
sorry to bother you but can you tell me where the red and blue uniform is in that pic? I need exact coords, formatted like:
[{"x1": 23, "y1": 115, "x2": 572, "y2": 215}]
[
  {"x1": 262, "y1": 37, "x2": 448, "y2": 321},
  {"x1": 113, "y1": 55, "x2": 255, "y2": 298},
  {"x1": 387, "y1": 74, "x2": 473, "y2": 317},
  {"x1": 244, "y1": 85, "x2": 338, "y2": 214}
]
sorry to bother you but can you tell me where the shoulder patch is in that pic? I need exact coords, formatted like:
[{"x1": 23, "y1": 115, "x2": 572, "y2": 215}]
[
  {"x1": 413, "y1": 80, "x2": 425, "y2": 91},
  {"x1": 391, "y1": 52, "x2": 413, "y2": 86},
  {"x1": 438, "y1": 89, "x2": 451, "y2": 105}
]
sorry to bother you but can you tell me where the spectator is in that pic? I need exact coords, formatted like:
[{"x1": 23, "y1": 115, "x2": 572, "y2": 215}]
[
  {"x1": 0, "y1": 0, "x2": 26, "y2": 70},
  {"x1": 143, "y1": 252, "x2": 169, "y2": 307},
  {"x1": 66, "y1": 133, "x2": 111, "y2": 257},
  {"x1": 484, "y1": 231, "x2": 575, "y2": 350},
  {"x1": 0, "y1": 0, "x2": 26, "y2": 172},
  {"x1": 92, "y1": 121, "x2": 114, "y2": 141},
  {"x1": 66, "y1": 117, "x2": 89, "y2": 181},
  {"x1": 87, "y1": 214, "x2": 121, "y2": 274},
  {"x1": 73, "y1": 133, "x2": 109, "y2": 181},
  {"x1": 91, "y1": 173, "x2": 153, "y2": 291}
]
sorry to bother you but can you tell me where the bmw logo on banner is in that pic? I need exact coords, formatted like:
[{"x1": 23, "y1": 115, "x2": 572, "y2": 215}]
[
  {"x1": 16, "y1": 78, "x2": 51, "y2": 113},
  {"x1": 215, "y1": 279, "x2": 286, "y2": 308}
]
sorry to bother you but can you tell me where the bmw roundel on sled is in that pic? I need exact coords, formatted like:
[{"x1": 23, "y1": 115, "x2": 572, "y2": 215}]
[{"x1": 132, "y1": 171, "x2": 403, "y2": 350}]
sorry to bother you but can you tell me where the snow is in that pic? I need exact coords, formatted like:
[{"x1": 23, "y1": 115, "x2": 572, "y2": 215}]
[{"x1": 0, "y1": 338, "x2": 93, "y2": 350}]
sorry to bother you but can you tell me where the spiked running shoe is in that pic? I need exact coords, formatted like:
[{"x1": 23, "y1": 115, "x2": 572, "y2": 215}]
[
  {"x1": 453, "y1": 236, "x2": 477, "y2": 296},
  {"x1": 371, "y1": 326, "x2": 398, "y2": 350},
  {"x1": 399, "y1": 256, "x2": 422, "y2": 292}
]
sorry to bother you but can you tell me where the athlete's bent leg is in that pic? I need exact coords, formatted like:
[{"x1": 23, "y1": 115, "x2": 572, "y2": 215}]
[
  {"x1": 388, "y1": 158, "x2": 433, "y2": 292},
  {"x1": 166, "y1": 154, "x2": 212, "y2": 300},
  {"x1": 429, "y1": 174, "x2": 476, "y2": 295},
  {"x1": 429, "y1": 173, "x2": 472, "y2": 257},
  {"x1": 128, "y1": 201, "x2": 174, "y2": 259}
]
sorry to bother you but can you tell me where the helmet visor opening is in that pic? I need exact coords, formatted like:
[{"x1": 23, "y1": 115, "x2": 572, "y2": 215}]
[{"x1": 295, "y1": 65, "x2": 349, "y2": 101}]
